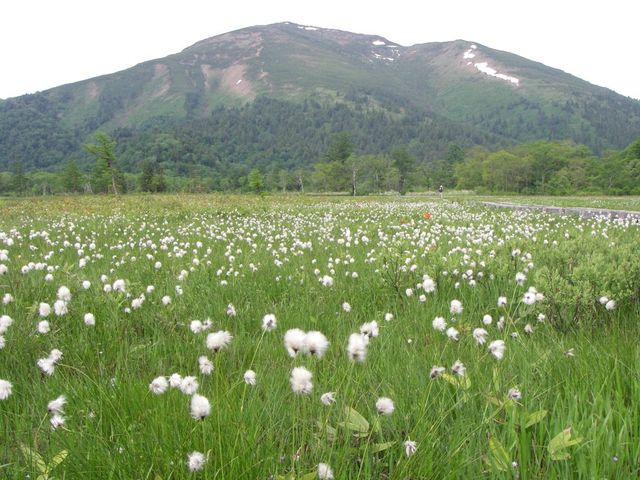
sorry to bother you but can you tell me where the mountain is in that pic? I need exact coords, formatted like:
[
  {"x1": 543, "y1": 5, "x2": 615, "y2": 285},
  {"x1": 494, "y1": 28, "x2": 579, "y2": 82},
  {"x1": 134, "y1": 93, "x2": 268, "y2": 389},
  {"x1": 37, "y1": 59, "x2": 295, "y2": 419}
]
[{"x1": 1, "y1": 22, "x2": 639, "y2": 172}]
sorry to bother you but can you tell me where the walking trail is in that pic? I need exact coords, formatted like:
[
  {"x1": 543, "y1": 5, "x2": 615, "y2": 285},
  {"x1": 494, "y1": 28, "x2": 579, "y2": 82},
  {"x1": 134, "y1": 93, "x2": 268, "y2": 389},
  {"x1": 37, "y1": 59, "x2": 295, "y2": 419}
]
[{"x1": 481, "y1": 201, "x2": 640, "y2": 222}]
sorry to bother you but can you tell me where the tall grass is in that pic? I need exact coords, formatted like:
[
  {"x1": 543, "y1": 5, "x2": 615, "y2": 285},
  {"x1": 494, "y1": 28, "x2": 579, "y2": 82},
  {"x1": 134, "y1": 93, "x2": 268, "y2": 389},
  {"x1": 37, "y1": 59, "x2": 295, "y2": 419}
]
[{"x1": 0, "y1": 195, "x2": 638, "y2": 478}]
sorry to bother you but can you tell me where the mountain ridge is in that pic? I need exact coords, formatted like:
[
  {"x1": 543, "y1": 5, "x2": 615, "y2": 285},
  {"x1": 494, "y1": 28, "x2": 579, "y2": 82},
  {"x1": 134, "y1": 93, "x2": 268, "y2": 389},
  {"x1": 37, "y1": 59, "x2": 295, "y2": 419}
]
[{"x1": 1, "y1": 21, "x2": 639, "y2": 172}]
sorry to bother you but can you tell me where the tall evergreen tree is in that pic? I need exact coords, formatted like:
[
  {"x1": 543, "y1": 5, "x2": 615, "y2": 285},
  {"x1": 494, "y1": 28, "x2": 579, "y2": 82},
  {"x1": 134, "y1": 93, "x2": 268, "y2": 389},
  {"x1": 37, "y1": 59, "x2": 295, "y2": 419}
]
[
  {"x1": 391, "y1": 145, "x2": 416, "y2": 195},
  {"x1": 84, "y1": 132, "x2": 119, "y2": 195},
  {"x1": 10, "y1": 160, "x2": 27, "y2": 195},
  {"x1": 61, "y1": 159, "x2": 82, "y2": 193}
]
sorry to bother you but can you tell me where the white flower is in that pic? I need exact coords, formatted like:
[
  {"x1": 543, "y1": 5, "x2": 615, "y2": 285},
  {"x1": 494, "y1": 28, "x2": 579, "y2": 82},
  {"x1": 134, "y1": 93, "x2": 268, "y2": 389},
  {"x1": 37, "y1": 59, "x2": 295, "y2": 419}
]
[
  {"x1": 605, "y1": 299, "x2": 616, "y2": 311},
  {"x1": 405, "y1": 288, "x2": 414, "y2": 297},
  {"x1": 243, "y1": 370, "x2": 256, "y2": 386},
  {"x1": 422, "y1": 276, "x2": 436, "y2": 293},
  {"x1": 190, "y1": 320, "x2": 204, "y2": 333},
  {"x1": 57, "y1": 286, "x2": 71, "y2": 302},
  {"x1": 38, "y1": 358, "x2": 56, "y2": 376},
  {"x1": 497, "y1": 296, "x2": 507, "y2": 307},
  {"x1": 47, "y1": 395, "x2": 67, "y2": 413},
  {"x1": 451, "y1": 360, "x2": 466, "y2": 376},
  {"x1": 360, "y1": 321, "x2": 379, "y2": 338},
  {"x1": 226, "y1": 303, "x2": 237, "y2": 317},
  {"x1": 180, "y1": 376, "x2": 199, "y2": 395},
  {"x1": 515, "y1": 272, "x2": 526, "y2": 285},
  {"x1": 190, "y1": 394, "x2": 211, "y2": 419},
  {"x1": 430, "y1": 366, "x2": 445, "y2": 378},
  {"x1": 342, "y1": 302, "x2": 351, "y2": 312},
  {"x1": 112, "y1": 279, "x2": 126, "y2": 293},
  {"x1": 169, "y1": 373, "x2": 182, "y2": 388},
  {"x1": 432, "y1": 317, "x2": 447, "y2": 331},
  {"x1": 347, "y1": 333, "x2": 368, "y2": 362},
  {"x1": 375, "y1": 397, "x2": 394, "y2": 415},
  {"x1": 446, "y1": 327, "x2": 459, "y2": 341},
  {"x1": 488, "y1": 340, "x2": 506, "y2": 360},
  {"x1": 384, "y1": 312, "x2": 393, "y2": 322},
  {"x1": 199, "y1": 356, "x2": 214, "y2": 375},
  {"x1": 53, "y1": 300, "x2": 68, "y2": 316},
  {"x1": 161, "y1": 295, "x2": 171, "y2": 306},
  {"x1": 507, "y1": 388, "x2": 522, "y2": 401},
  {"x1": 84, "y1": 313, "x2": 95, "y2": 326},
  {"x1": 482, "y1": 314, "x2": 493, "y2": 325},
  {"x1": 149, "y1": 376, "x2": 168, "y2": 395},
  {"x1": 2, "y1": 293, "x2": 14, "y2": 305},
  {"x1": 206, "y1": 331, "x2": 233, "y2": 352},
  {"x1": 599, "y1": 296, "x2": 609, "y2": 305},
  {"x1": 290, "y1": 367, "x2": 313, "y2": 395},
  {"x1": 320, "y1": 275, "x2": 333, "y2": 287},
  {"x1": 0, "y1": 379, "x2": 12, "y2": 400},
  {"x1": 0, "y1": 264, "x2": 7, "y2": 275},
  {"x1": 50, "y1": 414, "x2": 65, "y2": 430},
  {"x1": 146, "y1": 285, "x2": 155, "y2": 294},
  {"x1": 284, "y1": 329, "x2": 307, "y2": 357},
  {"x1": 450, "y1": 299, "x2": 463, "y2": 315},
  {"x1": 39, "y1": 303, "x2": 51, "y2": 317},
  {"x1": 131, "y1": 297, "x2": 144, "y2": 309},
  {"x1": 48, "y1": 349, "x2": 62, "y2": 363},
  {"x1": 404, "y1": 439, "x2": 418, "y2": 457},
  {"x1": 37, "y1": 321, "x2": 50, "y2": 334},
  {"x1": 320, "y1": 392, "x2": 336, "y2": 406},
  {"x1": 524, "y1": 324, "x2": 534, "y2": 334},
  {"x1": 497, "y1": 316, "x2": 505, "y2": 330},
  {"x1": 187, "y1": 451, "x2": 206, "y2": 472},
  {"x1": 317, "y1": 463, "x2": 334, "y2": 480},
  {"x1": 262, "y1": 313, "x2": 277, "y2": 331},
  {"x1": 522, "y1": 292, "x2": 536, "y2": 305},
  {"x1": 103, "y1": 284, "x2": 112, "y2": 293},
  {"x1": 304, "y1": 331, "x2": 329, "y2": 357},
  {"x1": 82, "y1": 280, "x2": 91, "y2": 289},
  {"x1": 0, "y1": 336, "x2": 4, "y2": 349},
  {"x1": 537, "y1": 313, "x2": 546, "y2": 322},
  {"x1": 473, "y1": 328, "x2": 488, "y2": 345}
]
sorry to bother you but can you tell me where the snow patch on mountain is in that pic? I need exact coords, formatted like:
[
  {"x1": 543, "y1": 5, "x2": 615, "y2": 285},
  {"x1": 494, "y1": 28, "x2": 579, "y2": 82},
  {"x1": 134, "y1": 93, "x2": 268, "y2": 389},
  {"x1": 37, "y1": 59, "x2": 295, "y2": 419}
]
[{"x1": 463, "y1": 44, "x2": 519, "y2": 85}]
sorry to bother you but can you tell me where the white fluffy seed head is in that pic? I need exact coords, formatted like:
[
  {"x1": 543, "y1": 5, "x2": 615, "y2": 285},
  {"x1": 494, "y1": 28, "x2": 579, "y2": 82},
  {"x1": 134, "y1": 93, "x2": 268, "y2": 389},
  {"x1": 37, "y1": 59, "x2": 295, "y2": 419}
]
[
  {"x1": 284, "y1": 328, "x2": 306, "y2": 357},
  {"x1": 375, "y1": 397, "x2": 395, "y2": 415},
  {"x1": 290, "y1": 367, "x2": 313, "y2": 395},
  {"x1": 190, "y1": 394, "x2": 211, "y2": 420},
  {"x1": 304, "y1": 331, "x2": 329, "y2": 357}
]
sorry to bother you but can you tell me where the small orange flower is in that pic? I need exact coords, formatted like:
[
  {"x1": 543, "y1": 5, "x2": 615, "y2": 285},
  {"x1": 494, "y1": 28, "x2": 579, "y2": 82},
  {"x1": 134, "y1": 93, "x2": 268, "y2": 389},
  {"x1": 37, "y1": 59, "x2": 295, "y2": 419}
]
[{"x1": 423, "y1": 212, "x2": 432, "y2": 220}]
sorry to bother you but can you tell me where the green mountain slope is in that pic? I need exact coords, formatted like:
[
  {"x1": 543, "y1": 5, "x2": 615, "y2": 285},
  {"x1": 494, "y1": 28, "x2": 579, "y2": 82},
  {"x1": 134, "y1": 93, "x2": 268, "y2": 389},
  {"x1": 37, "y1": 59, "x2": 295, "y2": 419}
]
[{"x1": 1, "y1": 22, "x2": 639, "y2": 171}]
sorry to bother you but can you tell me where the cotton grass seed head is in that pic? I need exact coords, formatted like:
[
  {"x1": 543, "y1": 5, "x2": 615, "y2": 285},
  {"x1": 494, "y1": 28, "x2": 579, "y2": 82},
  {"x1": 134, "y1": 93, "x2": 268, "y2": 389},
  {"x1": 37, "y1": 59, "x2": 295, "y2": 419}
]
[
  {"x1": 187, "y1": 451, "x2": 206, "y2": 472},
  {"x1": 376, "y1": 397, "x2": 395, "y2": 415}
]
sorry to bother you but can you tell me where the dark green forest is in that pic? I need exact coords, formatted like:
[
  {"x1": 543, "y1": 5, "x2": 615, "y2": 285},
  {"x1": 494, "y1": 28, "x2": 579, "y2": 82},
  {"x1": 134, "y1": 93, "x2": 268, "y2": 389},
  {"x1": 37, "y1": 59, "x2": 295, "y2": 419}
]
[{"x1": 2, "y1": 117, "x2": 638, "y2": 196}]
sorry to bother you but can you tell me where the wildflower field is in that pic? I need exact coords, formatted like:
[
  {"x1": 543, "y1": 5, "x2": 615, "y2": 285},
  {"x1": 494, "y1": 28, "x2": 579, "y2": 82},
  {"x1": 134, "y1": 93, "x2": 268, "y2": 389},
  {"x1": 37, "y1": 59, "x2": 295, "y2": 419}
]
[{"x1": 0, "y1": 194, "x2": 639, "y2": 479}]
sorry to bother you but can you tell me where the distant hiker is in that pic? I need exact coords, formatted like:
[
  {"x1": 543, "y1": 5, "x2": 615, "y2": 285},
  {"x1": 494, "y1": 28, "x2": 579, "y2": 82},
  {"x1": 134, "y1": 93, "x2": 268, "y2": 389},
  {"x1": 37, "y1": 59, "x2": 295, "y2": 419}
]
[{"x1": 438, "y1": 185, "x2": 444, "y2": 199}]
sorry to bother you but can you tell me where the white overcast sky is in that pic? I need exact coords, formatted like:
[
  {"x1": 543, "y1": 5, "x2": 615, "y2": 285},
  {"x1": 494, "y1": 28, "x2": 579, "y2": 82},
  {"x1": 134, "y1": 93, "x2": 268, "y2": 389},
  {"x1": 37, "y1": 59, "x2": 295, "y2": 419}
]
[{"x1": 1, "y1": 0, "x2": 639, "y2": 100}]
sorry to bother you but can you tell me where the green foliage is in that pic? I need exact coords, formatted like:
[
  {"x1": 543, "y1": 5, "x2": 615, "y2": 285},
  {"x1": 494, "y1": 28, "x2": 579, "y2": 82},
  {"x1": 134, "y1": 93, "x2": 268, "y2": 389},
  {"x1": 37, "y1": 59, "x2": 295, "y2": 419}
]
[
  {"x1": 85, "y1": 132, "x2": 120, "y2": 194},
  {"x1": 248, "y1": 168, "x2": 265, "y2": 194},
  {"x1": 391, "y1": 145, "x2": 416, "y2": 194},
  {"x1": 534, "y1": 234, "x2": 640, "y2": 329},
  {"x1": 0, "y1": 195, "x2": 639, "y2": 478},
  {"x1": 10, "y1": 160, "x2": 27, "y2": 195},
  {"x1": 61, "y1": 159, "x2": 83, "y2": 193},
  {"x1": 323, "y1": 132, "x2": 353, "y2": 163}
]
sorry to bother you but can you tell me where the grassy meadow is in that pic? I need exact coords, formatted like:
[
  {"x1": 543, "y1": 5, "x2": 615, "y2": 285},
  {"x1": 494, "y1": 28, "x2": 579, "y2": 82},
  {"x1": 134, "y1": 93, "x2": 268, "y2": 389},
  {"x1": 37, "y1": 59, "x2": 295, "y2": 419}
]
[{"x1": 0, "y1": 194, "x2": 639, "y2": 479}]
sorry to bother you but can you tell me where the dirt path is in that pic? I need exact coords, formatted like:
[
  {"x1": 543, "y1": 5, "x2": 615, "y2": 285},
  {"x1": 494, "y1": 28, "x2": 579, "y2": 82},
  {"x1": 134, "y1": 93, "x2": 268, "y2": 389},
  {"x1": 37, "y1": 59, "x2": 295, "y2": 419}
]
[{"x1": 481, "y1": 201, "x2": 640, "y2": 222}]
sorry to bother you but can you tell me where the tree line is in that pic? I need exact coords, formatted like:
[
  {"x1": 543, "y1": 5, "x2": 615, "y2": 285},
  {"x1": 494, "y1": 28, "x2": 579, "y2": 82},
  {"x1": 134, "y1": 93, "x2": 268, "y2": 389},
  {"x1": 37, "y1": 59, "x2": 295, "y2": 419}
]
[{"x1": 1, "y1": 132, "x2": 638, "y2": 196}]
